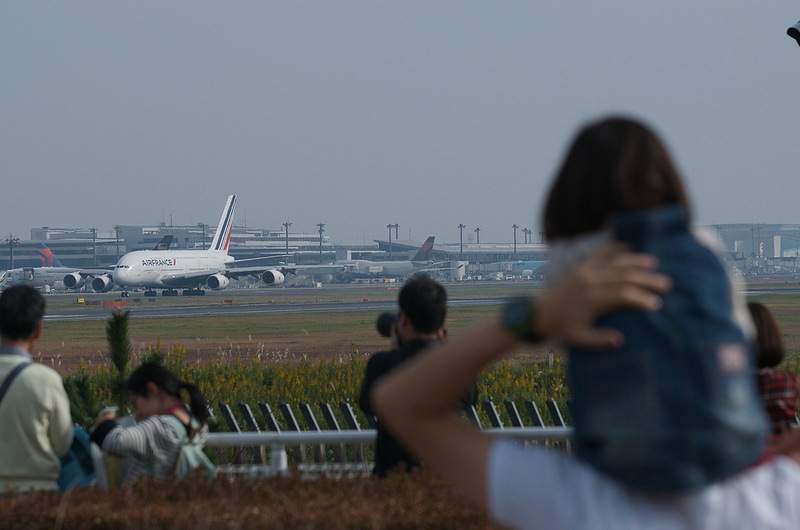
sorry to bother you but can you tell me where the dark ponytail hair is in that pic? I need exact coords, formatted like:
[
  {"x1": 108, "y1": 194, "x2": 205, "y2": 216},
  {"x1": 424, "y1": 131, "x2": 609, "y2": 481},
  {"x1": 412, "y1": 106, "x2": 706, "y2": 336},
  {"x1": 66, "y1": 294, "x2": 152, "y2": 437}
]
[{"x1": 126, "y1": 363, "x2": 209, "y2": 424}]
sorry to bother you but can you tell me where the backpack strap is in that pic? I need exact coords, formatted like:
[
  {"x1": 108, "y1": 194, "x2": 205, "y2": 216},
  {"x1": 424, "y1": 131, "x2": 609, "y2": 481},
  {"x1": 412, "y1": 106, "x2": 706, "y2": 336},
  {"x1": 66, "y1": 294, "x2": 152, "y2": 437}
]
[
  {"x1": 162, "y1": 413, "x2": 204, "y2": 477},
  {"x1": 0, "y1": 361, "x2": 32, "y2": 410}
]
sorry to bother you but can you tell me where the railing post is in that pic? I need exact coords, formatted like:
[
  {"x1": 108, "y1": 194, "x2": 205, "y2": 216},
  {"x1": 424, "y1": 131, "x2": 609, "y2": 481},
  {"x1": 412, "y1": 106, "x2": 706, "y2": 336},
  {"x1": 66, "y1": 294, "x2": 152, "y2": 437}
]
[
  {"x1": 269, "y1": 443, "x2": 289, "y2": 477},
  {"x1": 319, "y1": 402, "x2": 345, "y2": 463},
  {"x1": 524, "y1": 399, "x2": 548, "y2": 447},
  {"x1": 545, "y1": 399, "x2": 571, "y2": 451},
  {"x1": 237, "y1": 402, "x2": 266, "y2": 465},
  {"x1": 279, "y1": 402, "x2": 308, "y2": 464},
  {"x1": 339, "y1": 400, "x2": 367, "y2": 463},
  {"x1": 219, "y1": 402, "x2": 246, "y2": 464},
  {"x1": 481, "y1": 398, "x2": 503, "y2": 429},
  {"x1": 465, "y1": 405, "x2": 482, "y2": 429},
  {"x1": 504, "y1": 399, "x2": 525, "y2": 427},
  {"x1": 299, "y1": 402, "x2": 326, "y2": 463}
]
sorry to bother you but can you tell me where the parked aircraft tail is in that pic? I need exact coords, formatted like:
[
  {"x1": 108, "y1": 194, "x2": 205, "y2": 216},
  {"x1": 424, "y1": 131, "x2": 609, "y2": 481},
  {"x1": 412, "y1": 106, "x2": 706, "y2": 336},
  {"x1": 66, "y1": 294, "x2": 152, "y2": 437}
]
[
  {"x1": 209, "y1": 195, "x2": 237, "y2": 252},
  {"x1": 153, "y1": 235, "x2": 174, "y2": 250},
  {"x1": 37, "y1": 244, "x2": 66, "y2": 268},
  {"x1": 411, "y1": 236, "x2": 435, "y2": 261}
]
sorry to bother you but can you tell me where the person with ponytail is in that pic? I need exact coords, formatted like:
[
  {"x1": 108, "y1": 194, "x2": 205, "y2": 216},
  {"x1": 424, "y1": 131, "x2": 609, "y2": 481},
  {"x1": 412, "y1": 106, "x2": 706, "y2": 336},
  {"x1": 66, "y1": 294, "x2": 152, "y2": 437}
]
[{"x1": 91, "y1": 363, "x2": 212, "y2": 483}]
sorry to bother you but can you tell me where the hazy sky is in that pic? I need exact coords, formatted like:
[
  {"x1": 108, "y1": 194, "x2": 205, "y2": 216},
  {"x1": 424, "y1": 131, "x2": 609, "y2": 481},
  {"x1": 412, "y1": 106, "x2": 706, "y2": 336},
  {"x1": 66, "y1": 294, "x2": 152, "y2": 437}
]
[{"x1": 2, "y1": 3, "x2": 799, "y2": 246}]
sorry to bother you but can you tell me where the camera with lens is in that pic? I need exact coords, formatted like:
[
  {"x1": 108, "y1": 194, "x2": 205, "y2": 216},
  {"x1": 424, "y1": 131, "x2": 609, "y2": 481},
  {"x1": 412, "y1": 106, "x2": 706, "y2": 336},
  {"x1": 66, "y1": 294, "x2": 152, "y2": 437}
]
[
  {"x1": 376, "y1": 312, "x2": 397, "y2": 337},
  {"x1": 789, "y1": 21, "x2": 800, "y2": 46}
]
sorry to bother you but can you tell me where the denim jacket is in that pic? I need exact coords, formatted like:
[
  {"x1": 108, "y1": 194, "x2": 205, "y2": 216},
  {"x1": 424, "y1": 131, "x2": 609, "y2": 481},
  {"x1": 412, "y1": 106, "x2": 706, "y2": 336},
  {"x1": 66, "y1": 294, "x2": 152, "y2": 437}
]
[{"x1": 565, "y1": 205, "x2": 768, "y2": 491}]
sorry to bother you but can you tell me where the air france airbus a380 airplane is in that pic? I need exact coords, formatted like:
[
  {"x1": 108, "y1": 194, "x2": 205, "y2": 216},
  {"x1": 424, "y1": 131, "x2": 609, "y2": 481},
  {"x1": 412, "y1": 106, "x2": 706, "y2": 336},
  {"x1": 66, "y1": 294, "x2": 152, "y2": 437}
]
[{"x1": 112, "y1": 195, "x2": 287, "y2": 296}]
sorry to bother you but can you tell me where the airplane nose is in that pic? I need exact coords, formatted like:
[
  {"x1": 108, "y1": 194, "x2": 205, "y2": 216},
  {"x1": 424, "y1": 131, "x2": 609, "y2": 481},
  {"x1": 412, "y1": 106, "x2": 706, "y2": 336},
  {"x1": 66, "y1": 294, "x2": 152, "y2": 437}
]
[{"x1": 112, "y1": 267, "x2": 128, "y2": 285}]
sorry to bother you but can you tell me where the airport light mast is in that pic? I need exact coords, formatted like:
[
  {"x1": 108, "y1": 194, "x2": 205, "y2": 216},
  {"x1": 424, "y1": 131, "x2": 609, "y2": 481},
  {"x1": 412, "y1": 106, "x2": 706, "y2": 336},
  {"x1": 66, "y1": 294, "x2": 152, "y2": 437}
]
[
  {"x1": 317, "y1": 223, "x2": 325, "y2": 263},
  {"x1": 6, "y1": 234, "x2": 20, "y2": 269},
  {"x1": 91, "y1": 227, "x2": 97, "y2": 265},
  {"x1": 512, "y1": 224, "x2": 519, "y2": 255},
  {"x1": 283, "y1": 222, "x2": 292, "y2": 259},
  {"x1": 474, "y1": 227, "x2": 481, "y2": 244},
  {"x1": 522, "y1": 227, "x2": 531, "y2": 244},
  {"x1": 387, "y1": 224, "x2": 394, "y2": 260},
  {"x1": 458, "y1": 223, "x2": 466, "y2": 261}
]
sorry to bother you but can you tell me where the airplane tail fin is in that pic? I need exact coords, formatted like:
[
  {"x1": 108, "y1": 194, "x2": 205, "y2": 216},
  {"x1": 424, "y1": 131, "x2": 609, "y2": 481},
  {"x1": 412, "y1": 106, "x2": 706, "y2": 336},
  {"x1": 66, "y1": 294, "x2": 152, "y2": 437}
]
[
  {"x1": 37, "y1": 244, "x2": 65, "y2": 267},
  {"x1": 152, "y1": 235, "x2": 174, "y2": 250},
  {"x1": 209, "y1": 195, "x2": 237, "y2": 252},
  {"x1": 411, "y1": 236, "x2": 435, "y2": 261}
]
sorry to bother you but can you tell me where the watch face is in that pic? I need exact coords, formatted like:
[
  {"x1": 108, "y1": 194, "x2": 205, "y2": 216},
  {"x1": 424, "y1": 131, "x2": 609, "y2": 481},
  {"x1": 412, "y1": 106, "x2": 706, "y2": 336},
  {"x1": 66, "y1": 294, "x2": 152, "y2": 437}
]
[
  {"x1": 508, "y1": 304, "x2": 526, "y2": 326},
  {"x1": 507, "y1": 300, "x2": 530, "y2": 331}
]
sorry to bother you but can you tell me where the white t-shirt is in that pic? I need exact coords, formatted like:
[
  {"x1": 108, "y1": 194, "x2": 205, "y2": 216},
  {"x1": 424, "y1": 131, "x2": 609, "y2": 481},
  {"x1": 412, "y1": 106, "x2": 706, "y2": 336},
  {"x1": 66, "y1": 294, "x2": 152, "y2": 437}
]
[{"x1": 488, "y1": 441, "x2": 800, "y2": 530}]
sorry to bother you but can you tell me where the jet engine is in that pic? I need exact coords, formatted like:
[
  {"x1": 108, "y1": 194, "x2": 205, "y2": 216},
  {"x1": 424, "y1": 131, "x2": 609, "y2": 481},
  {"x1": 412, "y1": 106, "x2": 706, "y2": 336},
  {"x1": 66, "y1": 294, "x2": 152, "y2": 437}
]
[
  {"x1": 62, "y1": 272, "x2": 85, "y2": 289},
  {"x1": 91, "y1": 275, "x2": 114, "y2": 292},
  {"x1": 262, "y1": 270, "x2": 285, "y2": 286},
  {"x1": 206, "y1": 274, "x2": 230, "y2": 290}
]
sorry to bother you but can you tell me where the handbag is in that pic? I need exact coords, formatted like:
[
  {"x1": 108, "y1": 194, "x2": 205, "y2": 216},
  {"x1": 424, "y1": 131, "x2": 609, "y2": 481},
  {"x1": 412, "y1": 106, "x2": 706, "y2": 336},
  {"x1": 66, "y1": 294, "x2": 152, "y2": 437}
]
[{"x1": 57, "y1": 425, "x2": 96, "y2": 491}]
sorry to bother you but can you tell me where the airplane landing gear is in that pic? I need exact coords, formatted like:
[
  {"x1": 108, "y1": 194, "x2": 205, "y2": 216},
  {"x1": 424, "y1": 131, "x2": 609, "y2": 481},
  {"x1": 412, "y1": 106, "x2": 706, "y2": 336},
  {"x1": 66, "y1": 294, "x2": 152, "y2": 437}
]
[
  {"x1": 162, "y1": 289, "x2": 178, "y2": 297},
  {"x1": 182, "y1": 289, "x2": 205, "y2": 296}
]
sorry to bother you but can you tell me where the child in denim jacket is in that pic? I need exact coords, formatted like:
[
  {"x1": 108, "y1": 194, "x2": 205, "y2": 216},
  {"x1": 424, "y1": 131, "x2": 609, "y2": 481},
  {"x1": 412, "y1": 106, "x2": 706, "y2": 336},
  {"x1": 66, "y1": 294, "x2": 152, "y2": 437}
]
[{"x1": 542, "y1": 116, "x2": 768, "y2": 491}]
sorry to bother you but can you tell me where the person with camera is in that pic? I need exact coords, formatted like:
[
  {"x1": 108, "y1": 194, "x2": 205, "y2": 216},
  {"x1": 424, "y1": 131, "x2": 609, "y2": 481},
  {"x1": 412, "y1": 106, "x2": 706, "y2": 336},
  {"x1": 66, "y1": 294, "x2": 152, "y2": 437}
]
[{"x1": 359, "y1": 276, "x2": 476, "y2": 477}]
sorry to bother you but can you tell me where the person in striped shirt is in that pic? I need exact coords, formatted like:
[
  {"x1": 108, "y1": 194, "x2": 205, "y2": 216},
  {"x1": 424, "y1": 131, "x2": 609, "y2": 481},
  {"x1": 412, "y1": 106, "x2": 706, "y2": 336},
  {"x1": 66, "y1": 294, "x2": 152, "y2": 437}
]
[{"x1": 91, "y1": 363, "x2": 211, "y2": 483}]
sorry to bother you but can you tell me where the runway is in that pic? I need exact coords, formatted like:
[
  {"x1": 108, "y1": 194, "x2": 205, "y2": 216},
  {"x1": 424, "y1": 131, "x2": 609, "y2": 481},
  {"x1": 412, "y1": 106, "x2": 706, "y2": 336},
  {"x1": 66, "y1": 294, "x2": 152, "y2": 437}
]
[
  {"x1": 40, "y1": 280, "x2": 800, "y2": 323},
  {"x1": 42, "y1": 297, "x2": 504, "y2": 322}
]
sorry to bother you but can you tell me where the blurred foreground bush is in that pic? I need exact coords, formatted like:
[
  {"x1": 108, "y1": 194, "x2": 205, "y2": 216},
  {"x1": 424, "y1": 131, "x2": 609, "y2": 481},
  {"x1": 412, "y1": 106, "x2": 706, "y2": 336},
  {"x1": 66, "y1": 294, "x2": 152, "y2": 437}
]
[{"x1": 0, "y1": 470, "x2": 500, "y2": 529}]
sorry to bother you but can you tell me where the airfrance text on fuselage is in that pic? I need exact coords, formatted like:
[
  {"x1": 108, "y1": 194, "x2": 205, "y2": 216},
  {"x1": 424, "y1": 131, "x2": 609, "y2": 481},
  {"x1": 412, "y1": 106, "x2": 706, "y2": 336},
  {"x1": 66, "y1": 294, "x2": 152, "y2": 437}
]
[{"x1": 142, "y1": 259, "x2": 176, "y2": 266}]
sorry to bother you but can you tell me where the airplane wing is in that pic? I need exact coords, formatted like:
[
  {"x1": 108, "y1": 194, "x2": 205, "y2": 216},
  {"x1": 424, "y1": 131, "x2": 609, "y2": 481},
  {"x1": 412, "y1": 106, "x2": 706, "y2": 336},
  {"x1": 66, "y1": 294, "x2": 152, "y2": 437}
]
[
  {"x1": 223, "y1": 265, "x2": 282, "y2": 279},
  {"x1": 75, "y1": 268, "x2": 114, "y2": 277},
  {"x1": 149, "y1": 264, "x2": 290, "y2": 288},
  {"x1": 281, "y1": 264, "x2": 346, "y2": 277}
]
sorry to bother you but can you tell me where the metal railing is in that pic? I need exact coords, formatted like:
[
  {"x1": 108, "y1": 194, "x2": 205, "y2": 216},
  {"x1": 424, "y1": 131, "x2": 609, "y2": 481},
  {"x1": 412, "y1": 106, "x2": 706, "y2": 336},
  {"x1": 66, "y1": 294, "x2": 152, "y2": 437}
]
[{"x1": 205, "y1": 426, "x2": 574, "y2": 478}]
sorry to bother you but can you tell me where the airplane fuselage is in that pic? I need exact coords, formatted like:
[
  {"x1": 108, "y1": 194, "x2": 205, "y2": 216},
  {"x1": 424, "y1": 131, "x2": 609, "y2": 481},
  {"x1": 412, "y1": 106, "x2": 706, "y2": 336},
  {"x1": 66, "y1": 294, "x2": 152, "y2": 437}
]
[
  {"x1": 3, "y1": 267, "x2": 83, "y2": 290},
  {"x1": 339, "y1": 260, "x2": 432, "y2": 277},
  {"x1": 113, "y1": 250, "x2": 234, "y2": 289}
]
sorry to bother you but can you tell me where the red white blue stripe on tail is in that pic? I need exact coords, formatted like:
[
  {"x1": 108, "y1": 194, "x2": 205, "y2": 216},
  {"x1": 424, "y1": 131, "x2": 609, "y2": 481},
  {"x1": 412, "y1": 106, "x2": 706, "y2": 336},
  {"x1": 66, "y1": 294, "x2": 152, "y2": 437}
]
[{"x1": 209, "y1": 195, "x2": 236, "y2": 252}]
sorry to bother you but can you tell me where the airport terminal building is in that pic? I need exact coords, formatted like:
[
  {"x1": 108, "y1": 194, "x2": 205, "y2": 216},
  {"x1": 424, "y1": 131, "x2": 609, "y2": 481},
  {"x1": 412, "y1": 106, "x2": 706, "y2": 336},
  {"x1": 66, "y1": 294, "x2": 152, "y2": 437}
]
[{"x1": 2, "y1": 222, "x2": 799, "y2": 280}]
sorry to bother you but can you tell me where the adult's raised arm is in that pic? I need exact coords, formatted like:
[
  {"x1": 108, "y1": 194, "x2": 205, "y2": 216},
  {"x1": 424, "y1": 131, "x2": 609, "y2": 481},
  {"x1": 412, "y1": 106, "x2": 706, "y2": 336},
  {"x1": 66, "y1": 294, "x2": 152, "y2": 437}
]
[{"x1": 371, "y1": 244, "x2": 673, "y2": 508}]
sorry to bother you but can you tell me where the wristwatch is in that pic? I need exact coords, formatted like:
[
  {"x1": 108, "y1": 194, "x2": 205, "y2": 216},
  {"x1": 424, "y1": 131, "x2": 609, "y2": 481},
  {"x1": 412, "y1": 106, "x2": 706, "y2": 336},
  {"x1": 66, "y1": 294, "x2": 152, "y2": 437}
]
[{"x1": 502, "y1": 297, "x2": 542, "y2": 343}]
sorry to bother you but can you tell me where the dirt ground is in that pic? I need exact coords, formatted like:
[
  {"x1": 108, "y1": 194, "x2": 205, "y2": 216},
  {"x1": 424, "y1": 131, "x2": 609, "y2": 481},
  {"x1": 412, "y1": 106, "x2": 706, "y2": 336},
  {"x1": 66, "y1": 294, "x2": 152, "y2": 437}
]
[
  {"x1": 35, "y1": 335, "x2": 554, "y2": 375},
  {"x1": 32, "y1": 337, "x2": 384, "y2": 374}
]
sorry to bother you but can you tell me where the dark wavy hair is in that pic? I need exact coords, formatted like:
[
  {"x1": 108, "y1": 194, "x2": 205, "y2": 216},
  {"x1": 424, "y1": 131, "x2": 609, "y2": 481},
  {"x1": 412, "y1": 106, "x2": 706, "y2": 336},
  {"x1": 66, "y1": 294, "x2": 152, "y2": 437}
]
[
  {"x1": 748, "y1": 302, "x2": 786, "y2": 369},
  {"x1": 126, "y1": 363, "x2": 209, "y2": 424},
  {"x1": 0, "y1": 285, "x2": 45, "y2": 341},
  {"x1": 543, "y1": 116, "x2": 691, "y2": 240}
]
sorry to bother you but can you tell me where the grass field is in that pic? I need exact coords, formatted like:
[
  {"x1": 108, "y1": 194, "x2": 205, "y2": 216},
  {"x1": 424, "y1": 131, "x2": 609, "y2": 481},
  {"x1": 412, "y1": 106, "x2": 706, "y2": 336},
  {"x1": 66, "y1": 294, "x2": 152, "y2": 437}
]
[
  {"x1": 35, "y1": 282, "x2": 548, "y2": 373},
  {"x1": 33, "y1": 278, "x2": 800, "y2": 374}
]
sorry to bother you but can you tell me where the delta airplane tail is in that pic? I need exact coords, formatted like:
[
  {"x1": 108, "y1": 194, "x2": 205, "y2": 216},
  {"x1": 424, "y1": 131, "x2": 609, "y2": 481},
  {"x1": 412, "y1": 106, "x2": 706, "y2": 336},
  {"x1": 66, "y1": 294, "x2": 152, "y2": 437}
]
[
  {"x1": 37, "y1": 244, "x2": 65, "y2": 267},
  {"x1": 209, "y1": 195, "x2": 236, "y2": 252},
  {"x1": 411, "y1": 236, "x2": 435, "y2": 261}
]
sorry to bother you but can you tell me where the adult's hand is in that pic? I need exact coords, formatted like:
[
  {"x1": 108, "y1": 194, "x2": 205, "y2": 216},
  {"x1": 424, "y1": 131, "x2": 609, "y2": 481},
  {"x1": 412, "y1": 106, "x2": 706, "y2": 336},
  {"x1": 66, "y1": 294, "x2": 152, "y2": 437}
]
[{"x1": 536, "y1": 244, "x2": 673, "y2": 349}]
